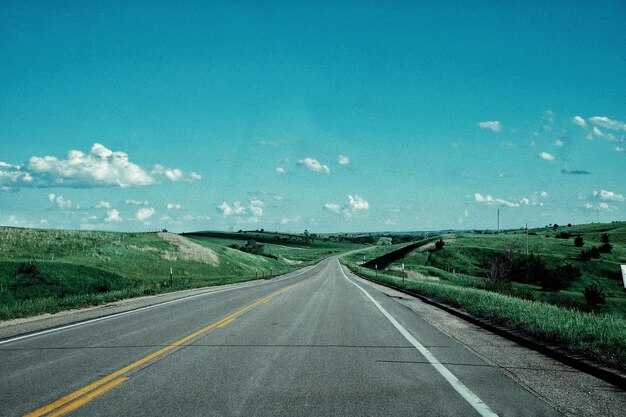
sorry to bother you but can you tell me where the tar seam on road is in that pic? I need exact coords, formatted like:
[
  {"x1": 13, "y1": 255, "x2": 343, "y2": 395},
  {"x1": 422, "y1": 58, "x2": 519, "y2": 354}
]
[
  {"x1": 22, "y1": 281, "x2": 303, "y2": 417},
  {"x1": 338, "y1": 259, "x2": 499, "y2": 417},
  {"x1": 1, "y1": 264, "x2": 316, "y2": 347}
]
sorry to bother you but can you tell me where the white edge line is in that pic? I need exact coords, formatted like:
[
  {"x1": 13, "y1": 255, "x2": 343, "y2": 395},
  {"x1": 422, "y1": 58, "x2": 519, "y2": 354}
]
[
  {"x1": 0, "y1": 264, "x2": 317, "y2": 346},
  {"x1": 338, "y1": 260, "x2": 499, "y2": 417}
]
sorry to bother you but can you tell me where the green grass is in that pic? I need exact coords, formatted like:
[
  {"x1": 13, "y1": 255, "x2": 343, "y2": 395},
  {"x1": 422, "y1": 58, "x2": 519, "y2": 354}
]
[
  {"x1": 342, "y1": 259, "x2": 626, "y2": 371},
  {"x1": 349, "y1": 222, "x2": 626, "y2": 318},
  {"x1": 0, "y1": 227, "x2": 363, "y2": 320}
]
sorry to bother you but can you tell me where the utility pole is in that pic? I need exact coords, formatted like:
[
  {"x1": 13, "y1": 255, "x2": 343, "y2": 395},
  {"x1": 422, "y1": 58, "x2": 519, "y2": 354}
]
[
  {"x1": 526, "y1": 223, "x2": 529, "y2": 256},
  {"x1": 497, "y1": 209, "x2": 500, "y2": 234}
]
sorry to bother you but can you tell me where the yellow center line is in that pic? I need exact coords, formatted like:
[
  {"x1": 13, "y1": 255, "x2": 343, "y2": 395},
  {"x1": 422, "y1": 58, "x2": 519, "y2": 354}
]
[
  {"x1": 24, "y1": 281, "x2": 302, "y2": 417},
  {"x1": 47, "y1": 378, "x2": 129, "y2": 417}
]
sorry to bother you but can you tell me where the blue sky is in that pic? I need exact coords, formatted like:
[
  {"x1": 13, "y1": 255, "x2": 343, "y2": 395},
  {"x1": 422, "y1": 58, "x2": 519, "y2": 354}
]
[{"x1": 1, "y1": 1, "x2": 625, "y2": 233}]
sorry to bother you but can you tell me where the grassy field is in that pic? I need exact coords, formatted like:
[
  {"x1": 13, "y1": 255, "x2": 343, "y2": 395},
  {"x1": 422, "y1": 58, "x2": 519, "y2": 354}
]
[
  {"x1": 346, "y1": 222, "x2": 626, "y2": 318},
  {"x1": 341, "y1": 260, "x2": 626, "y2": 371},
  {"x1": 0, "y1": 227, "x2": 362, "y2": 320},
  {"x1": 342, "y1": 221, "x2": 626, "y2": 371}
]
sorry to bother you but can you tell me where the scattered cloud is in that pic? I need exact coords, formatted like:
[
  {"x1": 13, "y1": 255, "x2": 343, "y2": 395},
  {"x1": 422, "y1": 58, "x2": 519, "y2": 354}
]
[
  {"x1": 95, "y1": 201, "x2": 112, "y2": 209},
  {"x1": 298, "y1": 158, "x2": 330, "y2": 174},
  {"x1": 589, "y1": 116, "x2": 626, "y2": 132},
  {"x1": 105, "y1": 209, "x2": 122, "y2": 222},
  {"x1": 135, "y1": 207, "x2": 155, "y2": 221},
  {"x1": 275, "y1": 167, "x2": 286, "y2": 174},
  {"x1": 539, "y1": 152, "x2": 555, "y2": 161},
  {"x1": 614, "y1": 146, "x2": 625, "y2": 153},
  {"x1": 586, "y1": 202, "x2": 618, "y2": 212},
  {"x1": 594, "y1": 190, "x2": 624, "y2": 202},
  {"x1": 167, "y1": 203, "x2": 183, "y2": 210},
  {"x1": 0, "y1": 143, "x2": 201, "y2": 190},
  {"x1": 280, "y1": 216, "x2": 302, "y2": 225},
  {"x1": 561, "y1": 169, "x2": 590, "y2": 175},
  {"x1": 474, "y1": 193, "x2": 520, "y2": 208},
  {"x1": 48, "y1": 193, "x2": 72, "y2": 209},
  {"x1": 592, "y1": 126, "x2": 604, "y2": 138},
  {"x1": 572, "y1": 115, "x2": 587, "y2": 128},
  {"x1": 348, "y1": 194, "x2": 369, "y2": 211},
  {"x1": 554, "y1": 139, "x2": 564, "y2": 147},
  {"x1": 217, "y1": 199, "x2": 264, "y2": 221},
  {"x1": 478, "y1": 121, "x2": 502, "y2": 132},
  {"x1": 338, "y1": 155, "x2": 350, "y2": 166},
  {"x1": 323, "y1": 203, "x2": 342, "y2": 214},
  {"x1": 125, "y1": 199, "x2": 149, "y2": 206},
  {"x1": 540, "y1": 191, "x2": 549, "y2": 198},
  {"x1": 324, "y1": 195, "x2": 369, "y2": 218}
]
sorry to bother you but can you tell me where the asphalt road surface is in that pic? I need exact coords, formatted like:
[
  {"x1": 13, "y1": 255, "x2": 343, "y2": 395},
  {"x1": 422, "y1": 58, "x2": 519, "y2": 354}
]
[{"x1": 1, "y1": 258, "x2": 565, "y2": 416}]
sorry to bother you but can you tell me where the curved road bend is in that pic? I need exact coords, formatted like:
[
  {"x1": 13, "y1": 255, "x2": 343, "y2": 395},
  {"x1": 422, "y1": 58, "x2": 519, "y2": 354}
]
[{"x1": 1, "y1": 257, "x2": 561, "y2": 416}]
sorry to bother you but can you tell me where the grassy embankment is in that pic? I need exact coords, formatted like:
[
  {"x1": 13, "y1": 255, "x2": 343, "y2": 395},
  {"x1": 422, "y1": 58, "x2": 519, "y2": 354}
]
[
  {"x1": 0, "y1": 227, "x2": 361, "y2": 320},
  {"x1": 342, "y1": 222, "x2": 626, "y2": 370}
]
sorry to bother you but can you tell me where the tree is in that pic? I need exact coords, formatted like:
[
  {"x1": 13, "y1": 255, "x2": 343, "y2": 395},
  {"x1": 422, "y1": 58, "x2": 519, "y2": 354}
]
[
  {"x1": 583, "y1": 283, "x2": 606, "y2": 311},
  {"x1": 599, "y1": 233, "x2": 612, "y2": 253},
  {"x1": 241, "y1": 239, "x2": 264, "y2": 255},
  {"x1": 574, "y1": 235, "x2": 584, "y2": 247},
  {"x1": 434, "y1": 238, "x2": 445, "y2": 250}
]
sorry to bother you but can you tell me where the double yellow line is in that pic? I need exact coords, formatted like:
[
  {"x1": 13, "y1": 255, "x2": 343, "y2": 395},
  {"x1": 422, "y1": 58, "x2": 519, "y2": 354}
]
[{"x1": 25, "y1": 282, "x2": 301, "y2": 417}]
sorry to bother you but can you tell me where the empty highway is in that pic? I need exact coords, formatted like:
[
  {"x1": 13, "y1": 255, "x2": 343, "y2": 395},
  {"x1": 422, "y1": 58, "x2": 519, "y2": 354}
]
[{"x1": 0, "y1": 258, "x2": 573, "y2": 416}]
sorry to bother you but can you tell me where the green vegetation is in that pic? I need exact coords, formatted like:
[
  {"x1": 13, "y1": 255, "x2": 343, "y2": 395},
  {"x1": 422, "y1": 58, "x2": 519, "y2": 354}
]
[
  {"x1": 342, "y1": 221, "x2": 626, "y2": 370},
  {"x1": 341, "y1": 261, "x2": 626, "y2": 371},
  {"x1": 0, "y1": 227, "x2": 363, "y2": 320}
]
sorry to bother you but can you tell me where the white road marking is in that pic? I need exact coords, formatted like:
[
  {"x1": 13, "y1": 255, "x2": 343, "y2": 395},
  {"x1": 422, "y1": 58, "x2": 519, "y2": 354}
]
[
  {"x1": 0, "y1": 264, "x2": 317, "y2": 346},
  {"x1": 338, "y1": 260, "x2": 499, "y2": 417}
]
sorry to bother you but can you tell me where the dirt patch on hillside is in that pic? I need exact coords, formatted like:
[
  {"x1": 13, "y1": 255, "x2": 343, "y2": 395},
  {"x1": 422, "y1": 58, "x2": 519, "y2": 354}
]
[{"x1": 158, "y1": 233, "x2": 220, "y2": 266}]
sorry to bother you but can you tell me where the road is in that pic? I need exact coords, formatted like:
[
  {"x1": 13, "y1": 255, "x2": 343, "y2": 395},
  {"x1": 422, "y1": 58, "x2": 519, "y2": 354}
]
[{"x1": 1, "y1": 257, "x2": 564, "y2": 416}]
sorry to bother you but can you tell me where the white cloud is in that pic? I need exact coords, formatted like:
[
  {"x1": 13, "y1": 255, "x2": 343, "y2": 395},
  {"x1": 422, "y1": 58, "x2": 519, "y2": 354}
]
[
  {"x1": 275, "y1": 167, "x2": 286, "y2": 174},
  {"x1": 280, "y1": 216, "x2": 302, "y2": 225},
  {"x1": 323, "y1": 203, "x2": 342, "y2": 214},
  {"x1": 554, "y1": 139, "x2": 564, "y2": 147},
  {"x1": 592, "y1": 126, "x2": 604, "y2": 137},
  {"x1": 589, "y1": 116, "x2": 626, "y2": 132},
  {"x1": 348, "y1": 194, "x2": 369, "y2": 211},
  {"x1": 324, "y1": 195, "x2": 369, "y2": 218},
  {"x1": 338, "y1": 155, "x2": 350, "y2": 166},
  {"x1": 539, "y1": 152, "x2": 555, "y2": 161},
  {"x1": 614, "y1": 146, "x2": 625, "y2": 153},
  {"x1": 249, "y1": 199, "x2": 265, "y2": 217},
  {"x1": 218, "y1": 199, "x2": 264, "y2": 221},
  {"x1": 519, "y1": 197, "x2": 530, "y2": 205},
  {"x1": 167, "y1": 203, "x2": 183, "y2": 210},
  {"x1": 48, "y1": 193, "x2": 72, "y2": 209},
  {"x1": 0, "y1": 143, "x2": 201, "y2": 190},
  {"x1": 474, "y1": 193, "x2": 520, "y2": 208},
  {"x1": 598, "y1": 202, "x2": 617, "y2": 212},
  {"x1": 95, "y1": 201, "x2": 112, "y2": 209},
  {"x1": 125, "y1": 199, "x2": 149, "y2": 206},
  {"x1": 594, "y1": 190, "x2": 625, "y2": 202},
  {"x1": 540, "y1": 191, "x2": 549, "y2": 198},
  {"x1": 572, "y1": 115, "x2": 587, "y2": 128},
  {"x1": 298, "y1": 158, "x2": 330, "y2": 174},
  {"x1": 105, "y1": 209, "x2": 122, "y2": 222},
  {"x1": 135, "y1": 207, "x2": 155, "y2": 221},
  {"x1": 478, "y1": 121, "x2": 502, "y2": 132}
]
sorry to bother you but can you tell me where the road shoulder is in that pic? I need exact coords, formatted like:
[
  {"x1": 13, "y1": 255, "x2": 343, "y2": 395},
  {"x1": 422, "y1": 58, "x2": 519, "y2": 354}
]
[{"x1": 349, "y1": 271, "x2": 626, "y2": 417}]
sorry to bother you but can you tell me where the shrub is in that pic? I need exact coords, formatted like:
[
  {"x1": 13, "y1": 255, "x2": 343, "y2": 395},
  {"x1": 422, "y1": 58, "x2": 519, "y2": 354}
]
[
  {"x1": 574, "y1": 235, "x2": 584, "y2": 247},
  {"x1": 584, "y1": 283, "x2": 606, "y2": 311},
  {"x1": 580, "y1": 246, "x2": 600, "y2": 261},
  {"x1": 540, "y1": 264, "x2": 579, "y2": 292},
  {"x1": 241, "y1": 239, "x2": 264, "y2": 255},
  {"x1": 434, "y1": 238, "x2": 445, "y2": 250}
]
